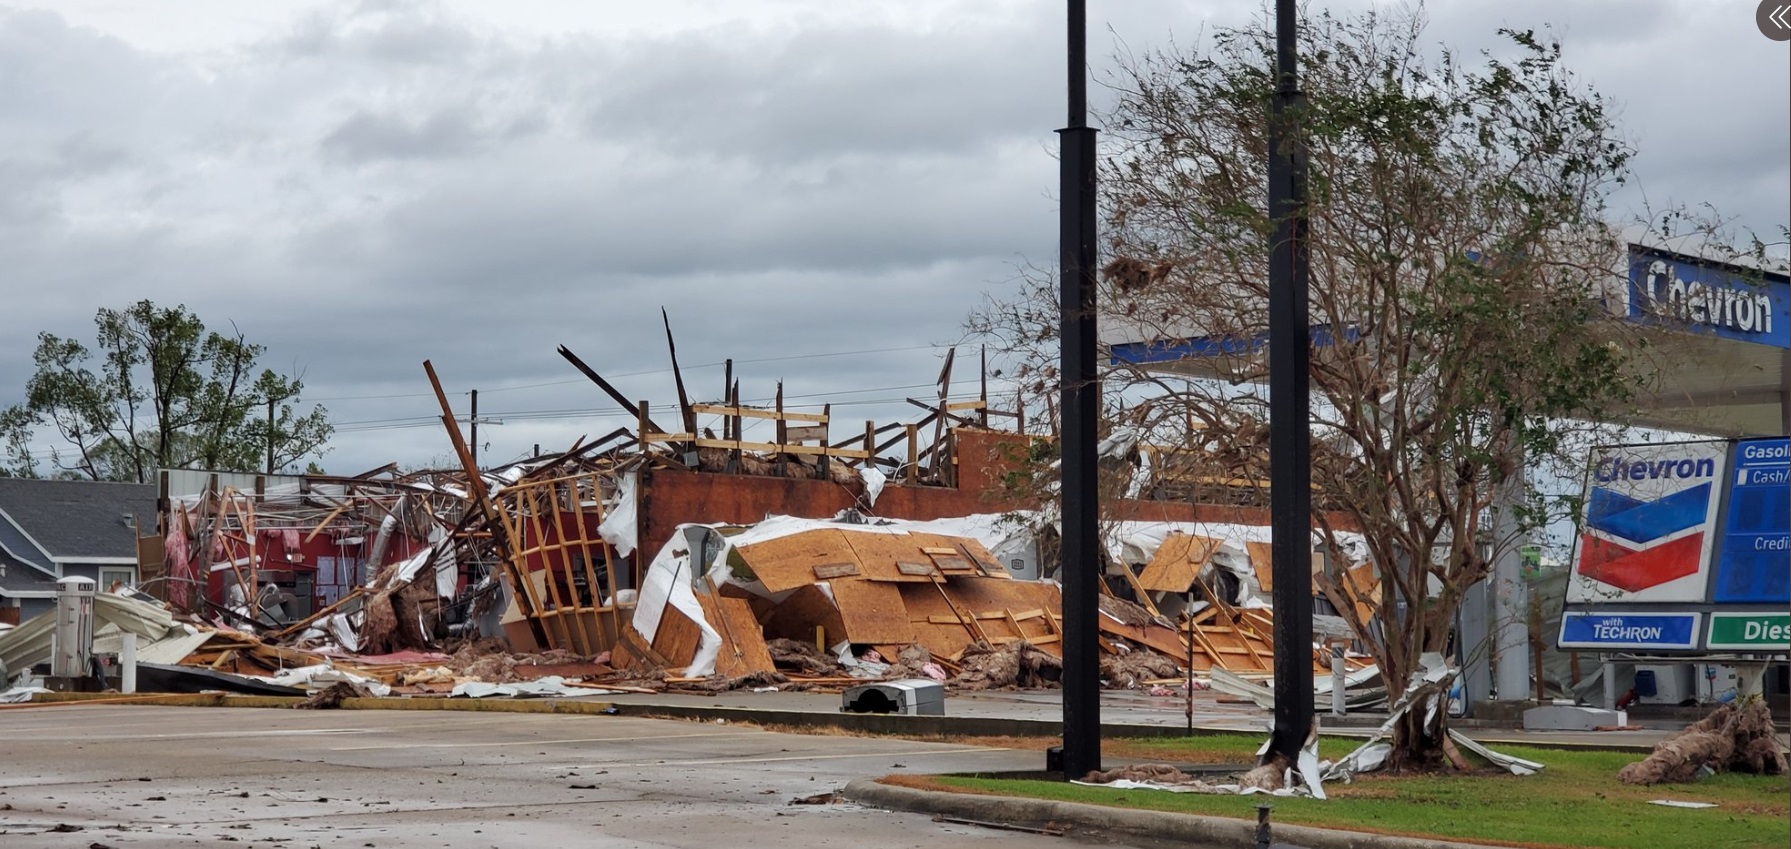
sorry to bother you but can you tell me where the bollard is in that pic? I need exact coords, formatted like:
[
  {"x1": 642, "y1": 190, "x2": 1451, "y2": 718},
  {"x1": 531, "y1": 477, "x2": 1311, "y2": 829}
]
[
  {"x1": 120, "y1": 632, "x2": 138, "y2": 694},
  {"x1": 1255, "y1": 803, "x2": 1272, "y2": 849},
  {"x1": 1331, "y1": 645, "x2": 1346, "y2": 717}
]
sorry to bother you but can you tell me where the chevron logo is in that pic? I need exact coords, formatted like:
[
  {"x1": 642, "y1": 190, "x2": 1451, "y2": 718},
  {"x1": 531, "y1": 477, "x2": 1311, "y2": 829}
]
[
  {"x1": 1585, "y1": 483, "x2": 1711, "y2": 542},
  {"x1": 1577, "y1": 483, "x2": 1712, "y2": 592},
  {"x1": 1577, "y1": 532, "x2": 1704, "y2": 591}
]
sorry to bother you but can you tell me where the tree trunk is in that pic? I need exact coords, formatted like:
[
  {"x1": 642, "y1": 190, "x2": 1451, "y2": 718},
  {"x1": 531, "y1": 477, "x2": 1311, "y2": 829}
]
[{"x1": 1386, "y1": 684, "x2": 1451, "y2": 772}]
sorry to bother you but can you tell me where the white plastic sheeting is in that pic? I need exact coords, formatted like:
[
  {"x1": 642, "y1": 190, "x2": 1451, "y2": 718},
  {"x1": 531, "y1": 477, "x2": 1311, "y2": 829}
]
[
  {"x1": 630, "y1": 529, "x2": 722, "y2": 677},
  {"x1": 598, "y1": 470, "x2": 640, "y2": 557},
  {"x1": 1071, "y1": 778, "x2": 1313, "y2": 796},
  {"x1": 259, "y1": 664, "x2": 393, "y2": 697},
  {"x1": 859, "y1": 466, "x2": 888, "y2": 507},
  {"x1": 391, "y1": 541, "x2": 457, "y2": 598},
  {"x1": 0, "y1": 685, "x2": 50, "y2": 703}
]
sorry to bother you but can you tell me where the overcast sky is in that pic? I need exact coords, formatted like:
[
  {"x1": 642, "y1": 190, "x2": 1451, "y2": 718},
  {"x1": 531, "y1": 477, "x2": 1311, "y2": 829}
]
[{"x1": 2, "y1": 0, "x2": 1784, "y2": 476}]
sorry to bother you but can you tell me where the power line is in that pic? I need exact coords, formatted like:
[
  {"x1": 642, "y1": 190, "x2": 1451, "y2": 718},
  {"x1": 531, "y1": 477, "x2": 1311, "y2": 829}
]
[{"x1": 307, "y1": 343, "x2": 953, "y2": 401}]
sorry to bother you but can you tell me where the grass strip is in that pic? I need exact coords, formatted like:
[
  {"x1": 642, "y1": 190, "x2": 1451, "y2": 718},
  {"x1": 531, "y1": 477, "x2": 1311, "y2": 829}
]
[{"x1": 929, "y1": 734, "x2": 1789, "y2": 849}]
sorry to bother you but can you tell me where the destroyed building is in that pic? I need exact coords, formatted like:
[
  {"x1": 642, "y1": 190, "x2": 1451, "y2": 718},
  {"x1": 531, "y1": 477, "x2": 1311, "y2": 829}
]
[{"x1": 72, "y1": 344, "x2": 1385, "y2": 696}]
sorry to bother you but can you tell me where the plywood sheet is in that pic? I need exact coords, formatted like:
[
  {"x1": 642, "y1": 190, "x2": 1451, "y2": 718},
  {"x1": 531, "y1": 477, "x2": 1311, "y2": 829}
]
[
  {"x1": 735, "y1": 529, "x2": 861, "y2": 592},
  {"x1": 909, "y1": 532, "x2": 1005, "y2": 575},
  {"x1": 840, "y1": 532, "x2": 939, "y2": 582},
  {"x1": 1332, "y1": 561, "x2": 1380, "y2": 626},
  {"x1": 944, "y1": 576, "x2": 1062, "y2": 614},
  {"x1": 648, "y1": 604, "x2": 706, "y2": 672},
  {"x1": 1245, "y1": 541, "x2": 1275, "y2": 593},
  {"x1": 696, "y1": 590, "x2": 776, "y2": 679},
  {"x1": 909, "y1": 621, "x2": 977, "y2": 660},
  {"x1": 828, "y1": 578, "x2": 916, "y2": 645},
  {"x1": 1135, "y1": 533, "x2": 1221, "y2": 592},
  {"x1": 898, "y1": 581, "x2": 979, "y2": 658},
  {"x1": 609, "y1": 619, "x2": 668, "y2": 670}
]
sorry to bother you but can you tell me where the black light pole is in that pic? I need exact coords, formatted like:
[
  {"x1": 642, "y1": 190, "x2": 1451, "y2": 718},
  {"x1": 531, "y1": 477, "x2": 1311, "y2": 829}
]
[
  {"x1": 1058, "y1": 0, "x2": 1102, "y2": 781},
  {"x1": 1266, "y1": 0, "x2": 1314, "y2": 763}
]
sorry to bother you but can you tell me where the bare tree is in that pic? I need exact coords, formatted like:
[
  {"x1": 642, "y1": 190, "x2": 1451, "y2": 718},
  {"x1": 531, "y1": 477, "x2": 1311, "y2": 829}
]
[{"x1": 970, "y1": 7, "x2": 1779, "y2": 769}]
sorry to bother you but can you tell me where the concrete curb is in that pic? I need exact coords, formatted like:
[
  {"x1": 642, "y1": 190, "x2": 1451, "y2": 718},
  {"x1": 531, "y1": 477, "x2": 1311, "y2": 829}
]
[
  {"x1": 601, "y1": 702, "x2": 1658, "y2": 753},
  {"x1": 842, "y1": 778, "x2": 1502, "y2": 849},
  {"x1": 21, "y1": 691, "x2": 1661, "y2": 753}
]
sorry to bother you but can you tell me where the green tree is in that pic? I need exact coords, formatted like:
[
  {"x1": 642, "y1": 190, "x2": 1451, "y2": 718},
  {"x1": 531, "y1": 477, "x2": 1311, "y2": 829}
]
[
  {"x1": 972, "y1": 8, "x2": 1775, "y2": 771},
  {"x1": 1, "y1": 300, "x2": 332, "y2": 482}
]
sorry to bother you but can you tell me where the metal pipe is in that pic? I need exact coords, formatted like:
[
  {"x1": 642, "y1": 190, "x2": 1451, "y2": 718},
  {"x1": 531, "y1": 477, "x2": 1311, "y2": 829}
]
[
  {"x1": 1266, "y1": 0, "x2": 1314, "y2": 763},
  {"x1": 1057, "y1": 0, "x2": 1102, "y2": 780},
  {"x1": 1332, "y1": 645, "x2": 1346, "y2": 717}
]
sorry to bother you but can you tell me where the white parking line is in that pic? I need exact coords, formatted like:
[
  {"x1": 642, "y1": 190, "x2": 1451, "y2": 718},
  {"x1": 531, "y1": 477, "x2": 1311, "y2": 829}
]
[
  {"x1": 13, "y1": 727, "x2": 374, "y2": 743},
  {"x1": 328, "y1": 731, "x2": 760, "y2": 751},
  {"x1": 569, "y1": 746, "x2": 1009, "y2": 769}
]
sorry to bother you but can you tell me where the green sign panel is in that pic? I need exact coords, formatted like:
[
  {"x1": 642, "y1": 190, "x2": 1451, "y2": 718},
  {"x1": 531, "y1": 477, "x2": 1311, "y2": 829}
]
[{"x1": 1706, "y1": 612, "x2": 1791, "y2": 650}]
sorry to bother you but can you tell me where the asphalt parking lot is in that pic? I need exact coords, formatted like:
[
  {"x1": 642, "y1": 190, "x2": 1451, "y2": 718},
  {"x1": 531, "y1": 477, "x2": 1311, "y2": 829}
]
[{"x1": 0, "y1": 704, "x2": 1103, "y2": 849}]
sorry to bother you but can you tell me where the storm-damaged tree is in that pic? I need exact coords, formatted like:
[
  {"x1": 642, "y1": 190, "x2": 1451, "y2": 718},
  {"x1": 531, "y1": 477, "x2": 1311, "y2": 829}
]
[
  {"x1": 0, "y1": 300, "x2": 332, "y2": 482},
  {"x1": 970, "y1": 8, "x2": 1778, "y2": 770}
]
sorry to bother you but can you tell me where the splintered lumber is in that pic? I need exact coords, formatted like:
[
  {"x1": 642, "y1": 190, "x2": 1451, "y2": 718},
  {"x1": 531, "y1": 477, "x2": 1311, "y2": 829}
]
[{"x1": 558, "y1": 345, "x2": 667, "y2": 433}]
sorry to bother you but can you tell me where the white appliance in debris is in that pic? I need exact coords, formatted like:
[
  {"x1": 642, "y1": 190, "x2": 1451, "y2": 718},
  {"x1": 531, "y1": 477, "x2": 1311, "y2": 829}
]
[{"x1": 840, "y1": 679, "x2": 946, "y2": 716}]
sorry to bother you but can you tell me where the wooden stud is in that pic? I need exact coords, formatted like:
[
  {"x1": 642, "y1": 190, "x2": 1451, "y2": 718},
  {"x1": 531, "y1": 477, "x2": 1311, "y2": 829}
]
[{"x1": 905, "y1": 424, "x2": 919, "y2": 484}]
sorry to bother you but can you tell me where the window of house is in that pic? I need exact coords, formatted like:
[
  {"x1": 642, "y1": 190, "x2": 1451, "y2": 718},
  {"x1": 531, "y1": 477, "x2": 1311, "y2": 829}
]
[{"x1": 99, "y1": 567, "x2": 137, "y2": 591}]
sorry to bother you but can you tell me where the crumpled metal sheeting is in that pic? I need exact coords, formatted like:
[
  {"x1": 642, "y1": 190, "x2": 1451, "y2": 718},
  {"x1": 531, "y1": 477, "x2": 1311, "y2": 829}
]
[
  {"x1": 0, "y1": 593, "x2": 174, "y2": 686},
  {"x1": 1323, "y1": 653, "x2": 1545, "y2": 781}
]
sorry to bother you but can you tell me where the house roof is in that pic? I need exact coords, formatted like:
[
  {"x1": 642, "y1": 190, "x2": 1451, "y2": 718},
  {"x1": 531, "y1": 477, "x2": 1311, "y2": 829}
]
[
  {"x1": 0, "y1": 478, "x2": 157, "y2": 562},
  {"x1": 0, "y1": 569, "x2": 61, "y2": 597}
]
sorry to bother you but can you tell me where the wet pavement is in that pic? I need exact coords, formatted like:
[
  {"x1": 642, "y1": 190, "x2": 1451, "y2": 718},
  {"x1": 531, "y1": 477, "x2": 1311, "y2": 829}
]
[
  {"x1": 598, "y1": 686, "x2": 1701, "y2": 751},
  {"x1": 0, "y1": 704, "x2": 1122, "y2": 849}
]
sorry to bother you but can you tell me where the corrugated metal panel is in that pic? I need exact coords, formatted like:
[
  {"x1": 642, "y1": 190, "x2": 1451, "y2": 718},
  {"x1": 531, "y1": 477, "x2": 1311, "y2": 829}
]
[{"x1": 160, "y1": 469, "x2": 307, "y2": 499}]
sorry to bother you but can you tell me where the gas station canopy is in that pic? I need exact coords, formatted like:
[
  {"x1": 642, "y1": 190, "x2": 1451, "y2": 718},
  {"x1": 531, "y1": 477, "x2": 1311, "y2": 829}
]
[{"x1": 1106, "y1": 241, "x2": 1791, "y2": 438}]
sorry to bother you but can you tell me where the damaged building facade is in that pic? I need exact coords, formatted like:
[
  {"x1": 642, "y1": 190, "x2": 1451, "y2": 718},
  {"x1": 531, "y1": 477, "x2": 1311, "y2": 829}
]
[{"x1": 2, "y1": 347, "x2": 1383, "y2": 698}]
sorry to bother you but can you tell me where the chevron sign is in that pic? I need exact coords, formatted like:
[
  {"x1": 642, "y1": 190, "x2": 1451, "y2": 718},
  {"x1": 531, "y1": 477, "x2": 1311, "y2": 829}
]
[{"x1": 1568, "y1": 442, "x2": 1728, "y2": 604}]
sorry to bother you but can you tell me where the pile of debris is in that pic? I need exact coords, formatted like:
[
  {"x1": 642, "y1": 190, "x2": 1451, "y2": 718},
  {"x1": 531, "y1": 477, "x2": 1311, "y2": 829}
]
[
  {"x1": 114, "y1": 341, "x2": 1385, "y2": 703},
  {"x1": 1617, "y1": 699, "x2": 1788, "y2": 785},
  {"x1": 597, "y1": 514, "x2": 1374, "y2": 697}
]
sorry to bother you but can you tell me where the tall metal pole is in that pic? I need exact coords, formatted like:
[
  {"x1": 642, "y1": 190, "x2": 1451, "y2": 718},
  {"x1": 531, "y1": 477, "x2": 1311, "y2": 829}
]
[
  {"x1": 1058, "y1": 0, "x2": 1102, "y2": 780},
  {"x1": 470, "y1": 389, "x2": 480, "y2": 469},
  {"x1": 265, "y1": 395, "x2": 276, "y2": 475},
  {"x1": 1266, "y1": 0, "x2": 1314, "y2": 763}
]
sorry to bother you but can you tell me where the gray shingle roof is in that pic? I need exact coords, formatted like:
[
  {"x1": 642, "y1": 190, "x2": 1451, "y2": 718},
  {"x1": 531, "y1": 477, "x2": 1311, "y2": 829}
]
[{"x1": 0, "y1": 479, "x2": 157, "y2": 560}]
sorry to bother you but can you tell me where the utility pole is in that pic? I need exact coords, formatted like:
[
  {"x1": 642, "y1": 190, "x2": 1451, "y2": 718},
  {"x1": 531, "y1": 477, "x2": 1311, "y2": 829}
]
[
  {"x1": 1266, "y1": 0, "x2": 1314, "y2": 764},
  {"x1": 465, "y1": 390, "x2": 503, "y2": 470},
  {"x1": 265, "y1": 394, "x2": 280, "y2": 475},
  {"x1": 1058, "y1": 0, "x2": 1102, "y2": 781}
]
